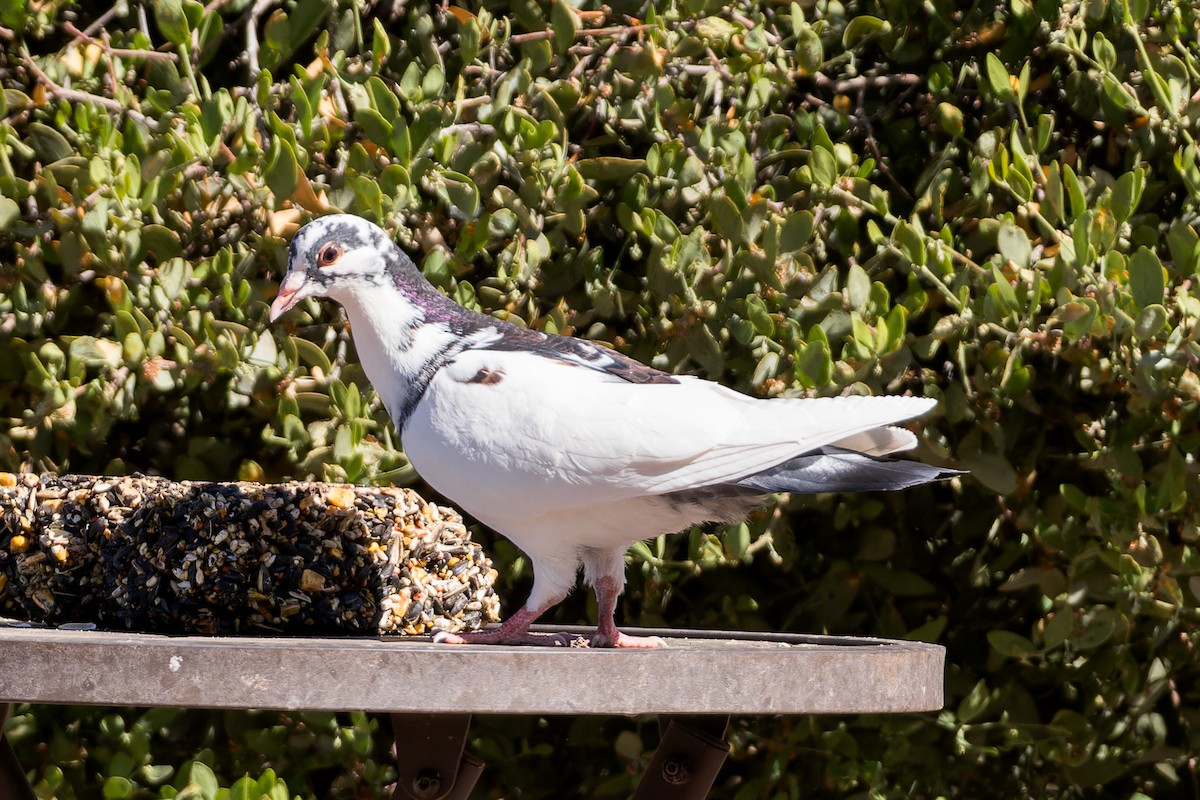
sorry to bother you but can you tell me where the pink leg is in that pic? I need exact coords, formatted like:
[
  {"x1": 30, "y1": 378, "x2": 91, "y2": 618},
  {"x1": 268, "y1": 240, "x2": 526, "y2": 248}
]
[
  {"x1": 589, "y1": 576, "x2": 667, "y2": 649},
  {"x1": 433, "y1": 601, "x2": 578, "y2": 647}
]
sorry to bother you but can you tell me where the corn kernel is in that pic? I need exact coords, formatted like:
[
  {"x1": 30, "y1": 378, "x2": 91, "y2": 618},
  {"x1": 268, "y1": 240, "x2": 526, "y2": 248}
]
[{"x1": 327, "y1": 487, "x2": 355, "y2": 509}]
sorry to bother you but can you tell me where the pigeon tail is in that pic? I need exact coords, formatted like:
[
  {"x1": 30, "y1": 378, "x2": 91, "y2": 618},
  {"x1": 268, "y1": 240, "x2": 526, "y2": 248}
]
[{"x1": 733, "y1": 447, "x2": 960, "y2": 494}]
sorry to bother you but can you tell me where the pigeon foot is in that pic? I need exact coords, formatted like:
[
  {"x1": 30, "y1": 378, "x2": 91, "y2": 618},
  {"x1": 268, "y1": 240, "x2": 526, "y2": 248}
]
[
  {"x1": 432, "y1": 628, "x2": 576, "y2": 647},
  {"x1": 431, "y1": 602, "x2": 573, "y2": 646}
]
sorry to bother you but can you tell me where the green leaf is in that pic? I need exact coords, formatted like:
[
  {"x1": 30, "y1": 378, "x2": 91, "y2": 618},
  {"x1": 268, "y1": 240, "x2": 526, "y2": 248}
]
[
  {"x1": 686, "y1": 322, "x2": 724, "y2": 375},
  {"x1": 459, "y1": 16, "x2": 482, "y2": 62},
  {"x1": 135, "y1": 764, "x2": 173, "y2": 786},
  {"x1": 354, "y1": 108, "x2": 393, "y2": 146},
  {"x1": 180, "y1": 762, "x2": 219, "y2": 800},
  {"x1": 576, "y1": 157, "x2": 646, "y2": 183},
  {"x1": 842, "y1": 15, "x2": 889, "y2": 48},
  {"x1": 439, "y1": 172, "x2": 480, "y2": 219},
  {"x1": 0, "y1": 196, "x2": 20, "y2": 232},
  {"x1": 1055, "y1": 299, "x2": 1098, "y2": 343},
  {"x1": 1101, "y1": 74, "x2": 1137, "y2": 111},
  {"x1": 905, "y1": 614, "x2": 947, "y2": 642},
  {"x1": 1128, "y1": 247, "x2": 1165, "y2": 309},
  {"x1": 398, "y1": 61, "x2": 422, "y2": 101},
  {"x1": 550, "y1": 0, "x2": 579, "y2": 54},
  {"x1": 421, "y1": 66, "x2": 445, "y2": 98},
  {"x1": 710, "y1": 196, "x2": 743, "y2": 244},
  {"x1": 1111, "y1": 170, "x2": 1143, "y2": 225},
  {"x1": 860, "y1": 564, "x2": 936, "y2": 596},
  {"x1": 988, "y1": 267, "x2": 1020, "y2": 316},
  {"x1": 1070, "y1": 609, "x2": 1119, "y2": 650},
  {"x1": 1092, "y1": 31, "x2": 1116, "y2": 70},
  {"x1": 780, "y1": 211, "x2": 813, "y2": 254},
  {"x1": 370, "y1": 17, "x2": 392, "y2": 66},
  {"x1": 957, "y1": 679, "x2": 991, "y2": 723},
  {"x1": 70, "y1": 336, "x2": 123, "y2": 369},
  {"x1": 794, "y1": 27, "x2": 823, "y2": 75},
  {"x1": 810, "y1": 146, "x2": 836, "y2": 187},
  {"x1": 845, "y1": 264, "x2": 871, "y2": 312},
  {"x1": 290, "y1": 336, "x2": 331, "y2": 372},
  {"x1": 997, "y1": 222, "x2": 1031, "y2": 266},
  {"x1": 745, "y1": 295, "x2": 774, "y2": 336},
  {"x1": 265, "y1": 138, "x2": 298, "y2": 203},
  {"x1": 27, "y1": 122, "x2": 72, "y2": 162},
  {"x1": 1007, "y1": 167, "x2": 1033, "y2": 203},
  {"x1": 1063, "y1": 164, "x2": 1086, "y2": 220},
  {"x1": 1133, "y1": 304, "x2": 1167, "y2": 342},
  {"x1": 1043, "y1": 162, "x2": 1065, "y2": 224},
  {"x1": 988, "y1": 629, "x2": 1038, "y2": 659},
  {"x1": 1166, "y1": 222, "x2": 1199, "y2": 274},
  {"x1": 158, "y1": 258, "x2": 190, "y2": 300},
  {"x1": 984, "y1": 52, "x2": 1014, "y2": 103},
  {"x1": 961, "y1": 451, "x2": 1018, "y2": 495},
  {"x1": 102, "y1": 776, "x2": 133, "y2": 800},
  {"x1": 153, "y1": 0, "x2": 190, "y2": 45},
  {"x1": 894, "y1": 221, "x2": 926, "y2": 266},
  {"x1": 796, "y1": 339, "x2": 831, "y2": 387},
  {"x1": 229, "y1": 776, "x2": 256, "y2": 800}
]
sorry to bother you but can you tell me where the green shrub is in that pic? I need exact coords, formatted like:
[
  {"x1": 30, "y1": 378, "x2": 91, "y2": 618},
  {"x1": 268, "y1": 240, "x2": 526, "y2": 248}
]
[{"x1": 1, "y1": 0, "x2": 1198, "y2": 797}]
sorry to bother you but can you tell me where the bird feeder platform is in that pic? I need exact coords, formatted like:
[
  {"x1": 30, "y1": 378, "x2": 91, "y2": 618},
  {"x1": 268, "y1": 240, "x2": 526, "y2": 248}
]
[{"x1": 0, "y1": 625, "x2": 944, "y2": 799}]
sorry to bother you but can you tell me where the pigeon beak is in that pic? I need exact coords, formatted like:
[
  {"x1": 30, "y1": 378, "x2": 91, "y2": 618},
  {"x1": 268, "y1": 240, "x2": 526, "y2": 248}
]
[{"x1": 269, "y1": 272, "x2": 310, "y2": 322}]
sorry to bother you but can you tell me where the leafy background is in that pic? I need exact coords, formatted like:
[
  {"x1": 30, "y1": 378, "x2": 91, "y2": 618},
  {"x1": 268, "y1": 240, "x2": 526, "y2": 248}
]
[{"x1": 2, "y1": 0, "x2": 1199, "y2": 797}]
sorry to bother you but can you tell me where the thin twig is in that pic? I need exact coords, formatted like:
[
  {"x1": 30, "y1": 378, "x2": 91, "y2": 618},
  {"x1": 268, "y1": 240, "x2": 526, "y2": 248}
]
[
  {"x1": 81, "y1": 2, "x2": 127, "y2": 38},
  {"x1": 439, "y1": 123, "x2": 496, "y2": 137},
  {"x1": 20, "y1": 52, "x2": 160, "y2": 132},
  {"x1": 62, "y1": 21, "x2": 179, "y2": 61},
  {"x1": 706, "y1": 46, "x2": 734, "y2": 81},
  {"x1": 812, "y1": 73, "x2": 923, "y2": 92},
  {"x1": 509, "y1": 23, "x2": 654, "y2": 45},
  {"x1": 729, "y1": 10, "x2": 779, "y2": 44},
  {"x1": 455, "y1": 94, "x2": 492, "y2": 109},
  {"x1": 135, "y1": 3, "x2": 150, "y2": 39},
  {"x1": 245, "y1": 0, "x2": 275, "y2": 86},
  {"x1": 853, "y1": 86, "x2": 913, "y2": 201}
]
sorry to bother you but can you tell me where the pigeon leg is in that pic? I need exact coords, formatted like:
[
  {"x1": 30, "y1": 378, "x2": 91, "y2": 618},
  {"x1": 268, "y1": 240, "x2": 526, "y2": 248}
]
[
  {"x1": 432, "y1": 599, "x2": 575, "y2": 646},
  {"x1": 589, "y1": 575, "x2": 667, "y2": 649}
]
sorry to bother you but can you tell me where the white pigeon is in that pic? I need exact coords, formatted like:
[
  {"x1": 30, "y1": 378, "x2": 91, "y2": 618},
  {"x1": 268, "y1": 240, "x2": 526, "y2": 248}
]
[{"x1": 269, "y1": 214, "x2": 955, "y2": 647}]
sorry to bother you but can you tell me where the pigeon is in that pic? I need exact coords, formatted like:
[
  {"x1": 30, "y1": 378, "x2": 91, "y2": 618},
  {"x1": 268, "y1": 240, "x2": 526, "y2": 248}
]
[{"x1": 269, "y1": 214, "x2": 956, "y2": 647}]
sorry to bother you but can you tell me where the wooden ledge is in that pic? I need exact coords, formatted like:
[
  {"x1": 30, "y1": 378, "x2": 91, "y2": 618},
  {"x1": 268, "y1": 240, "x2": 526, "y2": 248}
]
[{"x1": 0, "y1": 625, "x2": 943, "y2": 716}]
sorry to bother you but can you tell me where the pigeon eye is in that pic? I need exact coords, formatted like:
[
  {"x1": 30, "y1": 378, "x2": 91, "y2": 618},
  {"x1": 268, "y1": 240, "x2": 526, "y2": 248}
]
[{"x1": 317, "y1": 243, "x2": 343, "y2": 267}]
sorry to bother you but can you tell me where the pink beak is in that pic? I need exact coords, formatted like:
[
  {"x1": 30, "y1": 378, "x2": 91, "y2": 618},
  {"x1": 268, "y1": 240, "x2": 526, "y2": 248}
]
[{"x1": 269, "y1": 272, "x2": 309, "y2": 322}]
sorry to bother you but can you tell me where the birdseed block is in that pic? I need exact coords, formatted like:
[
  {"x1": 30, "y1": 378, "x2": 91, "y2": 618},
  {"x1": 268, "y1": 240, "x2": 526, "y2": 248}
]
[{"x1": 0, "y1": 473, "x2": 501, "y2": 635}]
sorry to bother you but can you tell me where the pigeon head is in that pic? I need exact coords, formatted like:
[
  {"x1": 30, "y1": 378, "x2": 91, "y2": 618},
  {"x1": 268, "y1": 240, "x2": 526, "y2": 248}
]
[{"x1": 269, "y1": 214, "x2": 422, "y2": 321}]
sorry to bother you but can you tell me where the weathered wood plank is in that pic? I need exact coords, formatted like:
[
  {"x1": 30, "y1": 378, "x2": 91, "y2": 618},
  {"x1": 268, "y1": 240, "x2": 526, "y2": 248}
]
[{"x1": 0, "y1": 626, "x2": 944, "y2": 715}]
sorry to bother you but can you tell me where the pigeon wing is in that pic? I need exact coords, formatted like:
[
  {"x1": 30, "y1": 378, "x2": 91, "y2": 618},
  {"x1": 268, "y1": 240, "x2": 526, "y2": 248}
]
[{"x1": 413, "y1": 349, "x2": 937, "y2": 507}]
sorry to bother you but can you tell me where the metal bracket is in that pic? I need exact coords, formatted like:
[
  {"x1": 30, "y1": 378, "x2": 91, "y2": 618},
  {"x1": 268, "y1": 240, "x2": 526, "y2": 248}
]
[
  {"x1": 633, "y1": 714, "x2": 731, "y2": 800},
  {"x1": 0, "y1": 703, "x2": 36, "y2": 800},
  {"x1": 390, "y1": 713, "x2": 484, "y2": 800}
]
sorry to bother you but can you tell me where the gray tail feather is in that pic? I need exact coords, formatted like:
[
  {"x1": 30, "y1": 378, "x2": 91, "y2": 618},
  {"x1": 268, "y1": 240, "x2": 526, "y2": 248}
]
[{"x1": 734, "y1": 447, "x2": 961, "y2": 494}]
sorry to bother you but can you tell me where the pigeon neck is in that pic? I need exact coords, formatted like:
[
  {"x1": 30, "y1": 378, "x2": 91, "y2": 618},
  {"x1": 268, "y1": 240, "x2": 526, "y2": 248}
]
[{"x1": 335, "y1": 278, "x2": 461, "y2": 430}]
